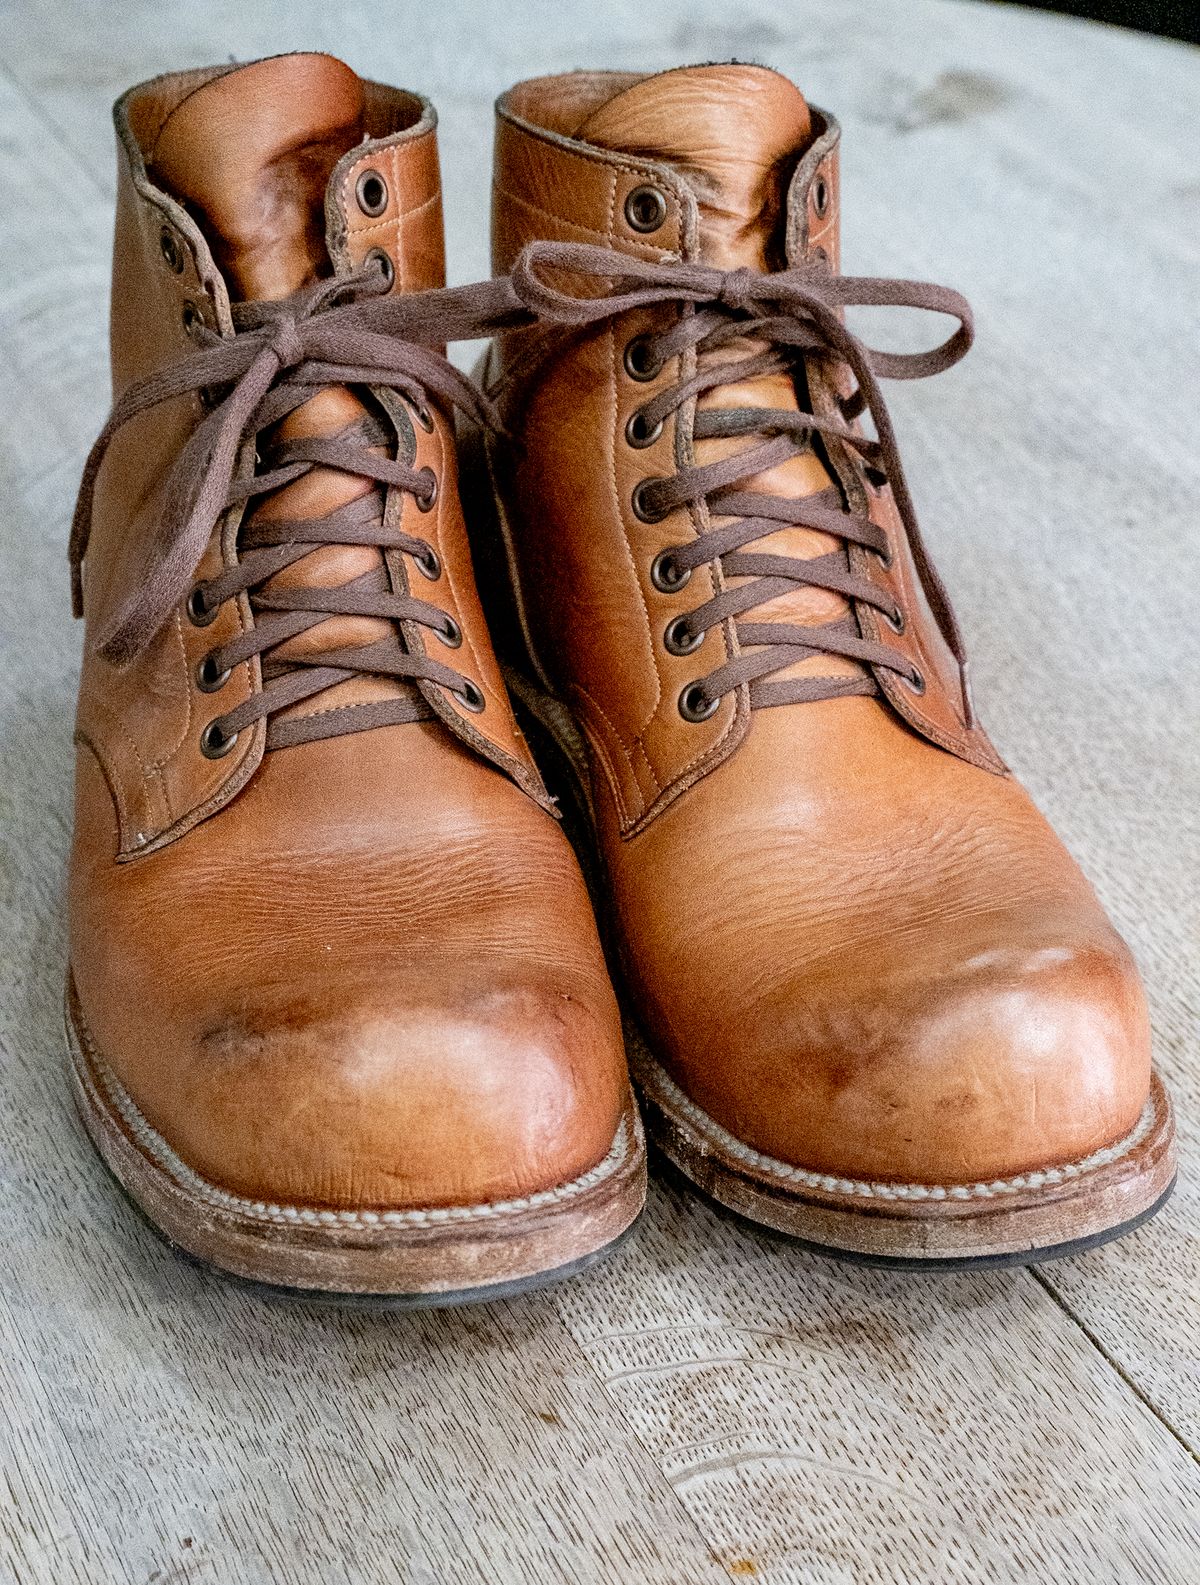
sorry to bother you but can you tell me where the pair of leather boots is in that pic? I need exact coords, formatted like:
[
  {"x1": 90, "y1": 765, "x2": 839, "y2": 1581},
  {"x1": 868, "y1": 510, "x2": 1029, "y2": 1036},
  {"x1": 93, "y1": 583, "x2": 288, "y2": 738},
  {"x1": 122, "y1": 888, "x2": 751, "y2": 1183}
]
[{"x1": 67, "y1": 52, "x2": 1175, "y2": 1302}]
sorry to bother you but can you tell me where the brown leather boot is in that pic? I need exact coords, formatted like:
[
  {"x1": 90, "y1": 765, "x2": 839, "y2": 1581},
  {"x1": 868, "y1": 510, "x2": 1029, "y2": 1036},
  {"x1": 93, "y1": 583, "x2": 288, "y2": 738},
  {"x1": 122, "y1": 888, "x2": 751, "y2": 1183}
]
[
  {"x1": 66, "y1": 54, "x2": 644, "y2": 1301},
  {"x1": 471, "y1": 64, "x2": 1175, "y2": 1265}
]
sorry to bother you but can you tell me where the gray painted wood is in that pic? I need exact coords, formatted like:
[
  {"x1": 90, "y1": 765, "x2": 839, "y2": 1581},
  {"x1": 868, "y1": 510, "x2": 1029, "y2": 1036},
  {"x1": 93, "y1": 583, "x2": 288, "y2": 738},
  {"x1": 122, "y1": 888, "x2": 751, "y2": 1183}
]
[{"x1": 1, "y1": 1, "x2": 1197, "y2": 1581}]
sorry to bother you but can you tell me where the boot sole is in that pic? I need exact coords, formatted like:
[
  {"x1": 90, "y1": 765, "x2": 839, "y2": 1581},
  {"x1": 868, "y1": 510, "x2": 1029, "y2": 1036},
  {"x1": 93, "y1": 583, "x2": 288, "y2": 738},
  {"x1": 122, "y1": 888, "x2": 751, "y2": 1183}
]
[
  {"x1": 65, "y1": 976, "x2": 647, "y2": 1305},
  {"x1": 463, "y1": 422, "x2": 1178, "y2": 1268},
  {"x1": 636, "y1": 1031, "x2": 1175, "y2": 1267}
]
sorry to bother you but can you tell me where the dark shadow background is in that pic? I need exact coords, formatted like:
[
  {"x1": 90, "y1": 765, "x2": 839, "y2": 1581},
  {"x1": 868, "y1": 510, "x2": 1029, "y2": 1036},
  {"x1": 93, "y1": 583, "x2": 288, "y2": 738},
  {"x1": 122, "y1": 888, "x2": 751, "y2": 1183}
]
[{"x1": 996, "y1": 0, "x2": 1199, "y2": 42}]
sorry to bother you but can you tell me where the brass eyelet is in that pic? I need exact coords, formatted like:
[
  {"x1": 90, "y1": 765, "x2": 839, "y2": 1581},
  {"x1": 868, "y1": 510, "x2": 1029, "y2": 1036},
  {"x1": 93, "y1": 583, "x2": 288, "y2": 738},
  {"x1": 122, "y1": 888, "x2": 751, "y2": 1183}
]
[
  {"x1": 181, "y1": 301, "x2": 204, "y2": 340},
  {"x1": 416, "y1": 469, "x2": 438, "y2": 512},
  {"x1": 882, "y1": 605, "x2": 906, "y2": 635},
  {"x1": 414, "y1": 545, "x2": 441, "y2": 580},
  {"x1": 626, "y1": 409, "x2": 664, "y2": 449},
  {"x1": 813, "y1": 174, "x2": 830, "y2": 219},
  {"x1": 902, "y1": 667, "x2": 926, "y2": 696},
  {"x1": 437, "y1": 616, "x2": 463, "y2": 649},
  {"x1": 355, "y1": 168, "x2": 388, "y2": 218},
  {"x1": 199, "y1": 719, "x2": 237, "y2": 758},
  {"x1": 678, "y1": 683, "x2": 719, "y2": 723},
  {"x1": 623, "y1": 335, "x2": 663, "y2": 383},
  {"x1": 624, "y1": 185, "x2": 667, "y2": 233},
  {"x1": 186, "y1": 585, "x2": 218, "y2": 626},
  {"x1": 195, "y1": 654, "x2": 231, "y2": 693},
  {"x1": 650, "y1": 549, "x2": 691, "y2": 593},
  {"x1": 413, "y1": 401, "x2": 434, "y2": 433},
  {"x1": 366, "y1": 247, "x2": 394, "y2": 289},
  {"x1": 664, "y1": 617, "x2": 705, "y2": 657},
  {"x1": 159, "y1": 226, "x2": 185, "y2": 273},
  {"x1": 631, "y1": 478, "x2": 667, "y2": 523},
  {"x1": 452, "y1": 680, "x2": 486, "y2": 713}
]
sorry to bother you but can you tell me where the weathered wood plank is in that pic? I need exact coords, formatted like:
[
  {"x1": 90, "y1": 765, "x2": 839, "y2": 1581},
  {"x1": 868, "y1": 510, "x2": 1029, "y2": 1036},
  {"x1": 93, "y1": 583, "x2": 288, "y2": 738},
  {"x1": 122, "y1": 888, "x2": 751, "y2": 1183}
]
[
  {"x1": 1, "y1": 1, "x2": 1198, "y2": 1581},
  {"x1": 557, "y1": 1181, "x2": 1200, "y2": 1583}
]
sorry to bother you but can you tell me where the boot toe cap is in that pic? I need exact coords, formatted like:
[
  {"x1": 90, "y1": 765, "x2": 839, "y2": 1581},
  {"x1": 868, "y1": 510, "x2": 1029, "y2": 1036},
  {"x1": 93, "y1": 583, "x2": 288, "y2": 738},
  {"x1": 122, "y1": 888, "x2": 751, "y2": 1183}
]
[
  {"x1": 688, "y1": 930, "x2": 1152, "y2": 1187},
  {"x1": 94, "y1": 968, "x2": 628, "y2": 1212}
]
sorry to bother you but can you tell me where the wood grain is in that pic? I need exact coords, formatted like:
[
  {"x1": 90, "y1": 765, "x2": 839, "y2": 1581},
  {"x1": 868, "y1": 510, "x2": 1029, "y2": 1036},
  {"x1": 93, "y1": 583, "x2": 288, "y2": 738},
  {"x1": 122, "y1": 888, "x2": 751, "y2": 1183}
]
[{"x1": 1, "y1": 1, "x2": 1197, "y2": 1581}]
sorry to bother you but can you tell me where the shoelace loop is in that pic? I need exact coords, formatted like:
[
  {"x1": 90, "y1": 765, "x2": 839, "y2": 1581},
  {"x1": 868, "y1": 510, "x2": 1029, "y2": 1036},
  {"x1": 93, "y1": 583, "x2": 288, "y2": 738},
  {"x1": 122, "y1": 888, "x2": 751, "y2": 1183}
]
[
  {"x1": 507, "y1": 239, "x2": 977, "y2": 720},
  {"x1": 70, "y1": 262, "x2": 519, "y2": 751}
]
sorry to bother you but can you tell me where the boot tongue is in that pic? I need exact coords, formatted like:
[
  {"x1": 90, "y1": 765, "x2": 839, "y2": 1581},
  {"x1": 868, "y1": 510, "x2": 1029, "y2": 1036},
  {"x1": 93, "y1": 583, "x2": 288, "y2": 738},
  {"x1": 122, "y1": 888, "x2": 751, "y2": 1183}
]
[
  {"x1": 150, "y1": 53, "x2": 364, "y2": 300},
  {"x1": 577, "y1": 64, "x2": 811, "y2": 268}
]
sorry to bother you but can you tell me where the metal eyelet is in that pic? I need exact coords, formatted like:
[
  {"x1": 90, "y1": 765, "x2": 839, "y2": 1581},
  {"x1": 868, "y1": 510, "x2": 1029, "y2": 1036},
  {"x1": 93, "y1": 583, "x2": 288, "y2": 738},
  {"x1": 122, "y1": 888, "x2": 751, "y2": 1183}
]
[
  {"x1": 626, "y1": 409, "x2": 663, "y2": 449},
  {"x1": 650, "y1": 549, "x2": 691, "y2": 593},
  {"x1": 664, "y1": 617, "x2": 705, "y2": 656},
  {"x1": 186, "y1": 585, "x2": 218, "y2": 626},
  {"x1": 412, "y1": 401, "x2": 435, "y2": 433},
  {"x1": 160, "y1": 226, "x2": 185, "y2": 273},
  {"x1": 631, "y1": 478, "x2": 667, "y2": 523},
  {"x1": 813, "y1": 174, "x2": 830, "y2": 219},
  {"x1": 416, "y1": 470, "x2": 438, "y2": 512},
  {"x1": 355, "y1": 168, "x2": 388, "y2": 217},
  {"x1": 624, "y1": 185, "x2": 667, "y2": 233},
  {"x1": 181, "y1": 301, "x2": 204, "y2": 340},
  {"x1": 623, "y1": 335, "x2": 663, "y2": 383},
  {"x1": 199, "y1": 719, "x2": 237, "y2": 758},
  {"x1": 882, "y1": 605, "x2": 906, "y2": 635},
  {"x1": 195, "y1": 653, "x2": 231, "y2": 692},
  {"x1": 902, "y1": 667, "x2": 926, "y2": 696},
  {"x1": 366, "y1": 247, "x2": 394, "y2": 289},
  {"x1": 678, "y1": 683, "x2": 719, "y2": 723},
  {"x1": 452, "y1": 680, "x2": 486, "y2": 713},
  {"x1": 436, "y1": 616, "x2": 463, "y2": 649},
  {"x1": 414, "y1": 545, "x2": 441, "y2": 580}
]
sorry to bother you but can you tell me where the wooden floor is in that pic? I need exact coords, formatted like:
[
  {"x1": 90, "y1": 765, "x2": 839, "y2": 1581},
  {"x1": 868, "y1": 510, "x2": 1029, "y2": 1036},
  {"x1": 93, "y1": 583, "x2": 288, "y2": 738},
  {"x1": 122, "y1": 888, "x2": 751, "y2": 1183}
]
[{"x1": 2, "y1": 1, "x2": 1198, "y2": 1580}]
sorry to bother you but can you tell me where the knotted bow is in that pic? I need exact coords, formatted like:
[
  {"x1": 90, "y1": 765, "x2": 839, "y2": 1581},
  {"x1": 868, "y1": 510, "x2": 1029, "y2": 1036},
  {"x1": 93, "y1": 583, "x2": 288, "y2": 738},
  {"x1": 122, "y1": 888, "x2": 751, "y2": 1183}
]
[
  {"x1": 509, "y1": 241, "x2": 973, "y2": 382},
  {"x1": 70, "y1": 263, "x2": 519, "y2": 667},
  {"x1": 504, "y1": 240, "x2": 977, "y2": 718}
]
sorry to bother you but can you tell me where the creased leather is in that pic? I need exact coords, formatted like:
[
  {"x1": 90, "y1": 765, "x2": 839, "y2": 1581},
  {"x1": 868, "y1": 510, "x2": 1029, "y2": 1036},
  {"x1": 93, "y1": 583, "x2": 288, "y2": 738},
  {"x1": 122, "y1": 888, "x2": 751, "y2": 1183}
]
[
  {"x1": 483, "y1": 65, "x2": 1154, "y2": 1184},
  {"x1": 69, "y1": 56, "x2": 628, "y2": 1213}
]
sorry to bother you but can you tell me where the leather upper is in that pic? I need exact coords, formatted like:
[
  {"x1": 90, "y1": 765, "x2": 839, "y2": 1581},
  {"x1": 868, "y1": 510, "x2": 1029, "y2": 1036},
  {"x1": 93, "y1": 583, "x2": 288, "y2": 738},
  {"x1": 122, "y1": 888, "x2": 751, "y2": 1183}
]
[
  {"x1": 79, "y1": 59, "x2": 547, "y2": 859},
  {"x1": 68, "y1": 57, "x2": 628, "y2": 1211},
  {"x1": 490, "y1": 69, "x2": 1003, "y2": 840},
  {"x1": 485, "y1": 66, "x2": 1153, "y2": 1182}
]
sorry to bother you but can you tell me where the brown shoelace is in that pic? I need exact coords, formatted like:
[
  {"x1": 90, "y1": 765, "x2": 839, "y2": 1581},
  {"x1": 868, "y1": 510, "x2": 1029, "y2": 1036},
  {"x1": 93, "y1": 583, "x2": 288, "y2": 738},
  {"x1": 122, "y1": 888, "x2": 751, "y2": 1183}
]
[
  {"x1": 71, "y1": 261, "x2": 516, "y2": 753},
  {"x1": 507, "y1": 240, "x2": 977, "y2": 722}
]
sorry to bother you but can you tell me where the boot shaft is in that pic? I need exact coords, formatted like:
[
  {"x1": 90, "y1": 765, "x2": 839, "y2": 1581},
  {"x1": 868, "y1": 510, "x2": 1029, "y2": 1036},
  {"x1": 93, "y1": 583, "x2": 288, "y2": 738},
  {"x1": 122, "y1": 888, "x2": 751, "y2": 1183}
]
[
  {"x1": 75, "y1": 55, "x2": 543, "y2": 859},
  {"x1": 486, "y1": 67, "x2": 1001, "y2": 837}
]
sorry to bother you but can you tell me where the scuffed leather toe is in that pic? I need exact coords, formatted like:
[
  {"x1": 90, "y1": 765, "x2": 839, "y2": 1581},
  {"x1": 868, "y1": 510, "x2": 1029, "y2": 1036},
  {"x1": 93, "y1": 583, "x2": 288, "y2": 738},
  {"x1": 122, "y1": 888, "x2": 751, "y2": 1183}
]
[
  {"x1": 606, "y1": 707, "x2": 1154, "y2": 1189},
  {"x1": 70, "y1": 734, "x2": 628, "y2": 1213},
  {"x1": 681, "y1": 924, "x2": 1150, "y2": 1186},
  {"x1": 136, "y1": 964, "x2": 625, "y2": 1208}
]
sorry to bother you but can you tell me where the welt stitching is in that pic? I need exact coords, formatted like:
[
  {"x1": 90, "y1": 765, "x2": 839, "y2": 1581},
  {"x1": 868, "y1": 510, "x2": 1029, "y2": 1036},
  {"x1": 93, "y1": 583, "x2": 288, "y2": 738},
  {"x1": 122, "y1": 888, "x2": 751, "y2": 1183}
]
[
  {"x1": 72, "y1": 1007, "x2": 637, "y2": 1226},
  {"x1": 641, "y1": 1055, "x2": 1162, "y2": 1201}
]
